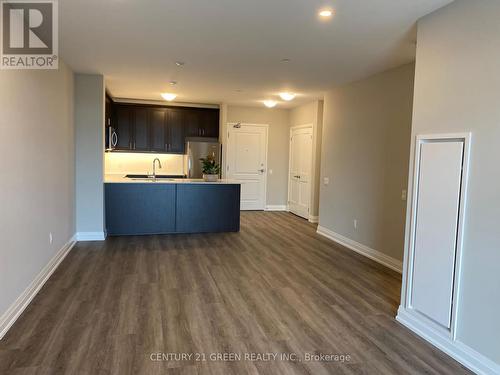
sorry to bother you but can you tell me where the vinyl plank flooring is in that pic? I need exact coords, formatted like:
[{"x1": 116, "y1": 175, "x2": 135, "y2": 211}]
[{"x1": 0, "y1": 212, "x2": 471, "y2": 375}]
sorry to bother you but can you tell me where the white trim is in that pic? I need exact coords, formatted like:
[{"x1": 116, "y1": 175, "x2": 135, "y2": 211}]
[
  {"x1": 113, "y1": 98, "x2": 219, "y2": 109},
  {"x1": 226, "y1": 123, "x2": 269, "y2": 211},
  {"x1": 75, "y1": 231, "x2": 106, "y2": 241},
  {"x1": 0, "y1": 236, "x2": 77, "y2": 340},
  {"x1": 316, "y1": 226, "x2": 402, "y2": 273},
  {"x1": 397, "y1": 307, "x2": 499, "y2": 375},
  {"x1": 265, "y1": 205, "x2": 287, "y2": 211},
  {"x1": 288, "y1": 124, "x2": 314, "y2": 220},
  {"x1": 308, "y1": 215, "x2": 319, "y2": 223},
  {"x1": 290, "y1": 124, "x2": 313, "y2": 131},
  {"x1": 403, "y1": 133, "x2": 471, "y2": 340}
]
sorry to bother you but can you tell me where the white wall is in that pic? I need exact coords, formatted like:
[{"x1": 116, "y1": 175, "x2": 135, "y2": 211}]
[
  {"x1": 0, "y1": 62, "x2": 75, "y2": 322},
  {"x1": 226, "y1": 105, "x2": 290, "y2": 207},
  {"x1": 404, "y1": 0, "x2": 500, "y2": 364},
  {"x1": 319, "y1": 63, "x2": 415, "y2": 262},
  {"x1": 289, "y1": 100, "x2": 323, "y2": 218},
  {"x1": 75, "y1": 75, "x2": 105, "y2": 237}
]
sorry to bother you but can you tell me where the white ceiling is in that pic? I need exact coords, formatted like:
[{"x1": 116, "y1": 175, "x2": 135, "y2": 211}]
[{"x1": 60, "y1": 0, "x2": 453, "y2": 108}]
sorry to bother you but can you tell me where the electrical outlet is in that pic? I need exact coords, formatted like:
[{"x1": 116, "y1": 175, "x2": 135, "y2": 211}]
[
  {"x1": 353, "y1": 220, "x2": 358, "y2": 230},
  {"x1": 323, "y1": 177, "x2": 330, "y2": 185},
  {"x1": 401, "y1": 189, "x2": 407, "y2": 201},
  {"x1": 49, "y1": 232, "x2": 53, "y2": 244}
]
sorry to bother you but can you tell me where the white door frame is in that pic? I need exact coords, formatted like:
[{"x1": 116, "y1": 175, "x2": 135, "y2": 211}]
[
  {"x1": 399, "y1": 132, "x2": 471, "y2": 341},
  {"x1": 226, "y1": 122, "x2": 269, "y2": 210},
  {"x1": 288, "y1": 124, "x2": 314, "y2": 219}
]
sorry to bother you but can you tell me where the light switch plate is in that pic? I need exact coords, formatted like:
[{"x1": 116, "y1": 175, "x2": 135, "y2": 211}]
[{"x1": 323, "y1": 177, "x2": 330, "y2": 185}]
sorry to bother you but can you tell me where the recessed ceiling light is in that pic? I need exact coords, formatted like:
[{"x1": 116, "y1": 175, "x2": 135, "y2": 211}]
[
  {"x1": 281, "y1": 58, "x2": 291, "y2": 63},
  {"x1": 161, "y1": 93, "x2": 177, "y2": 101},
  {"x1": 175, "y1": 61, "x2": 185, "y2": 67},
  {"x1": 279, "y1": 92, "x2": 296, "y2": 101},
  {"x1": 169, "y1": 81, "x2": 177, "y2": 86},
  {"x1": 319, "y1": 9, "x2": 334, "y2": 18},
  {"x1": 263, "y1": 100, "x2": 277, "y2": 108}
]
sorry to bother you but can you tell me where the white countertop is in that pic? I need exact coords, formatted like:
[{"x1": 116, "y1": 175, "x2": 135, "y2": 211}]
[{"x1": 105, "y1": 174, "x2": 241, "y2": 185}]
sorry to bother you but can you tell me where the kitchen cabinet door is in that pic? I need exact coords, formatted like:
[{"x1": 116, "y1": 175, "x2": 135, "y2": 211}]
[
  {"x1": 185, "y1": 109, "x2": 202, "y2": 137},
  {"x1": 114, "y1": 105, "x2": 133, "y2": 150},
  {"x1": 105, "y1": 95, "x2": 113, "y2": 128},
  {"x1": 150, "y1": 108, "x2": 167, "y2": 152},
  {"x1": 167, "y1": 109, "x2": 185, "y2": 153},
  {"x1": 185, "y1": 108, "x2": 219, "y2": 138},
  {"x1": 133, "y1": 107, "x2": 150, "y2": 151},
  {"x1": 201, "y1": 109, "x2": 220, "y2": 138}
]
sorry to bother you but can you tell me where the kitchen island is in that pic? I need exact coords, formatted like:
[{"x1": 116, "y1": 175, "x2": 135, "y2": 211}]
[{"x1": 104, "y1": 175, "x2": 241, "y2": 235}]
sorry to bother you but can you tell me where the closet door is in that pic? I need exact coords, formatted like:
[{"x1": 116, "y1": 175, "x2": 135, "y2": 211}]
[{"x1": 410, "y1": 140, "x2": 464, "y2": 328}]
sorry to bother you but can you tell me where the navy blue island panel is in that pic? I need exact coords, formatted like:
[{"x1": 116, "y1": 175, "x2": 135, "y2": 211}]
[
  {"x1": 176, "y1": 184, "x2": 241, "y2": 233},
  {"x1": 105, "y1": 182, "x2": 240, "y2": 236},
  {"x1": 105, "y1": 183, "x2": 176, "y2": 235}
]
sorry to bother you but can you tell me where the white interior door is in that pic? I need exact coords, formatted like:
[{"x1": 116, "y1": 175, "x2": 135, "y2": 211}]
[
  {"x1": 226, "y1": 124, "x2": 268, "y2": 210},
  {"x1": 410, "y1": 140, "x2": 464, "y2": 328},
  {"x1": 288, "y1": 126, "x2": 313, "y2": 219}
]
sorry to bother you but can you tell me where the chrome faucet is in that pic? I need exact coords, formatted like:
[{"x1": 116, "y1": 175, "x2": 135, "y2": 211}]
[{"x1": 152, "y1": 158, "x2": 162, "y2": 180}]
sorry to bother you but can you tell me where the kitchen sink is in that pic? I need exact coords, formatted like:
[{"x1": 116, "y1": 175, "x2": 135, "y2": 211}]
[{"x1": 125, "y1": 174, "x2": 186, "y2": 179}]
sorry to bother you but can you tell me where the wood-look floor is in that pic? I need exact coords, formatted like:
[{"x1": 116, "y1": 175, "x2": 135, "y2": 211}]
[{"x1": 0, "y1": 212, "x2": 470, "y2": 375}]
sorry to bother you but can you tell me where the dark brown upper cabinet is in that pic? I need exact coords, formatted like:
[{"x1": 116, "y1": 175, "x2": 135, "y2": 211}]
[
  {"x1": 201, "y1": 109, "x2": 219, "y2": 138},
  {"x1": 108, "y1": 104, "x2": 219, "y2": 154},
  {"x1": 133, "y1": 107, "x2": 150, "y2": 151},
  {"x1": 185, "y1": 110, "x2": 202, "y2": 137},
  {"x1": 167, "y1": 109, "x2": 185, "y2": 154},
  {"x1": 150, "y1": 108, "x2": 167, "y2": 152},
  {"x1": 114, "y1": 105, "x2": 133, "y2": 150},
  {"x1": 105, "y1": 94, "x2": 113, "y2": 128},
  {"x1": 185, "y1": 108, "x2": 219, "y2": 138}
]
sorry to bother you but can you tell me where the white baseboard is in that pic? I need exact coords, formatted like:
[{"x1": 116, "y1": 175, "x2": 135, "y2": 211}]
[
  {"x1": 308, "y1": 215, "x2": 319, "y2": 223},
  {"x1": 0, "y1": 236, "x2": 77, "y2": 340},
  {"x1": 316, "y1": 225, "x2": 402, "y2": 273},
  {"x1": 265, "y1": 205, "x2": 288, "y2": 211},
  {"x1": 75, "y1": 231, "x2": 106, "y2": 241},
  {"x1": 397, "y1": 307, "x2": 499, "y2": 375}
]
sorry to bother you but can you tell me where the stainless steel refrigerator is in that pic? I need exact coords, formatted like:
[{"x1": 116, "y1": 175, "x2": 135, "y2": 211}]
[{"x1": 185, "y1": 139, "x2": 221, "y2": 178}]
